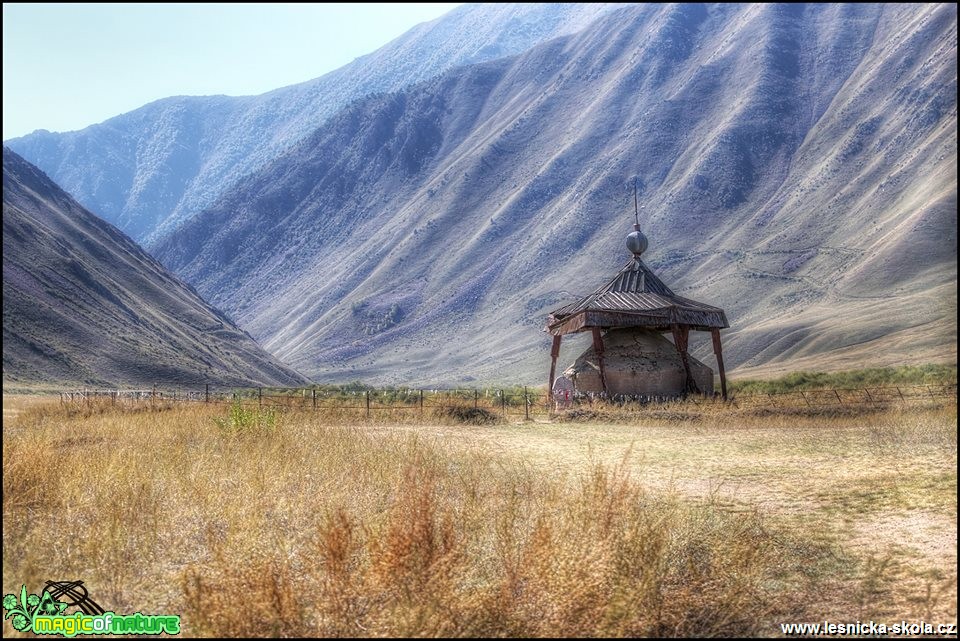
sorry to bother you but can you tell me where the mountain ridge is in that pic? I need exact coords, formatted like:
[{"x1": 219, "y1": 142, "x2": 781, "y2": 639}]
[
  {"x1": 154, "y1": 2, "x2": 957, "y2": 385},
  {"x1": 2, "y1": 147, "x2": 308, "y2": 388},
  {"x1": 6, "y1": 3, "x2": 627, "y2": 245}
]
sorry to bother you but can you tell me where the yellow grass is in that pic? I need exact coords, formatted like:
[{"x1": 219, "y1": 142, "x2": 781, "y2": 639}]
[{"x1": 2, "y1": 396, "x2": 956, "y2": 636}]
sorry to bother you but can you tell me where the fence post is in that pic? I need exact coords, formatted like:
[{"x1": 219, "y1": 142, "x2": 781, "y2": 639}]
[
  {"x1": 475, "y1": 389, "x2": 479, "y2": 409},
  {"x1": 205, "y1": 383, "x2": 210, "y2": 403},
  {"x1": 259, "y1": 387, "x2": 262, "y2": 409},
  {"x1": 366, "y1": 390, "x2": 370, "y2": 419},
  {"x1": 500, "y1": 389, "x2": 505, "y2": 417},
  {"x1": 834, "y1": 389, "x2": 843, "y2": 404},
  {"x1": 312, "y1": 388, "x2": 317, "y2": 410},
  {"x1": 896, "y1": 386, "x2": 905, "y2": 402},
  {"x1": 419, "y1": 389, "x2": 424, "y2": 417},
  {"x1": 799, "y1": 390, "x2": 810, "y2": 407},
  {"x1": 524, "y1": 386, "x2": 530, "y2": 421}
]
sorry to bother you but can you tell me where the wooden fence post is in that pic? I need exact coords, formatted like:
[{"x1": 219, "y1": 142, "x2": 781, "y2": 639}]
[
  {"x1": 524, "y1": 386, "x2": 529, "y2": 421},
  {"x1": 312, "y1": 388, "x2": 317, "y2": 410},
  {"x1": 419, "y1": 389, "x2": 424, "y2": 417},
  {"x1": 500, "y1": 389, "x2": 505, "y2": 417},
  {"x1": 258, "y1": 387, "x2": 262, "y2": 409},
  {"x1": 205, "y1": 383, "x2": 210, "y2": 403},
  {"x1": 365, "y1": 390, "x2": 370, "y2": 419},
  {"x1": 475, "y1": 389, "x2": 479, "y2": 409}
]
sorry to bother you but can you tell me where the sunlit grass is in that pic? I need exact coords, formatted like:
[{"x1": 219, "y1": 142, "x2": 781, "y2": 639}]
[{"x1": 2, "y1": 396, "x2": 955, "y2": 636}]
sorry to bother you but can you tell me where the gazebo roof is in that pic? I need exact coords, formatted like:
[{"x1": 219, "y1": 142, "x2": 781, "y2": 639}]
[{"x1": 546, "y1": 250, "x2": 728, "y2": 336}]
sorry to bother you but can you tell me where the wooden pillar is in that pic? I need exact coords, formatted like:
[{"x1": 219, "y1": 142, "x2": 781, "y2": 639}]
[
  {"x1": 548, "y1": 334, "x2": 562, "y2": 400},
  {"x1": 671, "y1": 324, "x2": 699, "y2": 395},
  {"x1": 711, "y1": 328, "x2": 728, "y2": 401},
  {"x1": 592, "y1": 328, "x2": 609, "y2": 397}
]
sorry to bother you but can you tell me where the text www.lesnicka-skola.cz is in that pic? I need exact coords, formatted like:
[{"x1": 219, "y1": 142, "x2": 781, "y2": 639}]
[{"x1": 781, "y1": 620, "x2": 957, "y2": 636}]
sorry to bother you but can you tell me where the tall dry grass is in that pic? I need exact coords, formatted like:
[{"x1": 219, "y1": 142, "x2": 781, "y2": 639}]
[{"x1": 0, "y1": 398, "x2": 846, "y2": 637}]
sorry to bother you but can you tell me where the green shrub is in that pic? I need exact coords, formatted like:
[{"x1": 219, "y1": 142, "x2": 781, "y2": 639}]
[
  {"x1": 213, "y1": 401, "x2": 279, "y2": 436},
  {"x1": 731, "y1": 364, "x2": 956, "y2": 395}
]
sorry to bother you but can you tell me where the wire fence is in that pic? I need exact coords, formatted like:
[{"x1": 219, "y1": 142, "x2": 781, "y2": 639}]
[{"x1": 58, "y1": 382, "x2": 957, "y2": 420}]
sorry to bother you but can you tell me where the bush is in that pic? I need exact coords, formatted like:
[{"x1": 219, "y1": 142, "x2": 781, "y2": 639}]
[
  {"x1": 213, "y1": 400, "x2": 278, "y2": 436},
  {"x1": 433, "y1": 405, "x2": 501, "y2": 425}
]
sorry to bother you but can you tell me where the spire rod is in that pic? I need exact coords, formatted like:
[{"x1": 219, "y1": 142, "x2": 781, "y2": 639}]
[{"x1": 625, "y1": 178, "x2": 648, "y2": 257}]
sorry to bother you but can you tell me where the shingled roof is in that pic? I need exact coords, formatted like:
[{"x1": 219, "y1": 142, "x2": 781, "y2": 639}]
[{"x1": 546, "y1": 255, "x2": 728, "y2": 335}]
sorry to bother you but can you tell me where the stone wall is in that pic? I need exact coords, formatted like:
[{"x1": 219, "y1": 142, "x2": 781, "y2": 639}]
[{"x1": 562, "y1": 328, "x2": 714, "y2": 396}]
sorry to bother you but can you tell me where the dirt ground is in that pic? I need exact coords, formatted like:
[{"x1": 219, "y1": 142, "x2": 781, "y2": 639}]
[{"x1": 369, "y1": 407, "x2": 958, "y2": 625}]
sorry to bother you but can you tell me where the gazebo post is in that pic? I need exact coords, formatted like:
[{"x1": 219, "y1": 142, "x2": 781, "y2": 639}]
[
  {"x1": 591, "y1": 328, "x2": 609, "y2": 397},
  {"x1": 671, "y1": 324, "x2": 698, "y2": 395},
  {"x1": 711, "y1": 328, "x2": 728, "y2": 400},
  {"x1": 548, "y1": 334, "x2": 562, "y2": 400}
]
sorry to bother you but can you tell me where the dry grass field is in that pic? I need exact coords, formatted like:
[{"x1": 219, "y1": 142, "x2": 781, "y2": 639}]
[{"x1": 2, "y1": 395, "x2": 956, "y2": 637}]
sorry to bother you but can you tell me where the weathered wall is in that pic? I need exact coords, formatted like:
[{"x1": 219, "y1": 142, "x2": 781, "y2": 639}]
[{"x1": 563, "y1": 328, "x2": 714, "y2": 396}]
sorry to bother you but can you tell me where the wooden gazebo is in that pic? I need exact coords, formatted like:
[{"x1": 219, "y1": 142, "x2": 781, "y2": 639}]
[{"x1": 546, "y1": 222, "x2": 730, "y2": 399}]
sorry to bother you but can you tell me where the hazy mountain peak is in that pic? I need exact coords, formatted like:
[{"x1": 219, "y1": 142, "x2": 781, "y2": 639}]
[{"x1": 6, "y1": 3, "x2": 628, "y2": 246}]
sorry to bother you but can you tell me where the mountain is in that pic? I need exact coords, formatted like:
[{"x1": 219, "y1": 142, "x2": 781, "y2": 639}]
[
  {"x1": 5, "y1": 3, "x2": 625, "y2": 245},
  {"x1": 154, "y1": 2, "x2": 957, "y2": 385},
  {"x1": 2, "y1": 148, "x2": 307, "y2": 388}
]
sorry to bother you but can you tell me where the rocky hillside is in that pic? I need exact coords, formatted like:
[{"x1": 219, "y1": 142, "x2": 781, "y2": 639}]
[
  {"x1": 2, "y1": 148, "x2": 307, "y2": 388},
  {"x1": 5, "y1": 3, "x2": 625, "y2": 244},
  {"x1": 155, "y1": 3, "x2": 956, "y2": 385}
]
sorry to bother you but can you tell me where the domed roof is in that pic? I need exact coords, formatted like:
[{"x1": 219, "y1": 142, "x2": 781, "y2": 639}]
[{"x1": 546, "y1": 222, "x2": 728, "y2": 335}]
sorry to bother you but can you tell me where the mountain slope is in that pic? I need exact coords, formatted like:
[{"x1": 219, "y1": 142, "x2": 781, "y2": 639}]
[
  {"x1": 5, "y1": 3, "x2": 625, "y2": 244},
  {"x1": 2, "y1": 148, "x2": 307, "y2": 388},
  {"x1": 155, "y1": 2, "x2": 957, "y2": 385}
]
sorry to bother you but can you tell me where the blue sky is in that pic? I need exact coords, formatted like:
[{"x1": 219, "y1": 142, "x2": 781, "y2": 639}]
[{"x1": 2, "y1": 3, "x2": 460, "y2": 140}]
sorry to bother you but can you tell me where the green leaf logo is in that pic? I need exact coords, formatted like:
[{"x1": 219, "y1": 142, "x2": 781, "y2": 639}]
[{"x1": 3, "y1": 585, "x2": 68, "y2": 633}]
